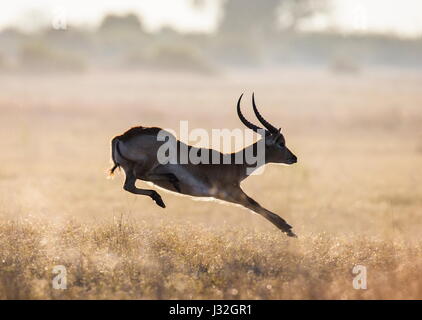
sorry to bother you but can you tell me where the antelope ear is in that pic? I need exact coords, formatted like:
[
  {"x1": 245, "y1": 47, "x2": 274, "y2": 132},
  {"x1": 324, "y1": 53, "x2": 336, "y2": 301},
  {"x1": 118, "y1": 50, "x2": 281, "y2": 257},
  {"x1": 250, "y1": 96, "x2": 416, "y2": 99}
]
[{"x1": 275, "y1": 129, "x2": 283, "y2": 142}]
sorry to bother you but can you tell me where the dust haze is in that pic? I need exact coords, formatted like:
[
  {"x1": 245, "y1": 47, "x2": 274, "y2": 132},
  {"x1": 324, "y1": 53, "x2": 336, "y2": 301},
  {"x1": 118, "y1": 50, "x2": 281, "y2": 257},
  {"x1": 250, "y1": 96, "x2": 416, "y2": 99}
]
[{"x1": 0, "y1": 0, "x2": 421, "y2": 299}]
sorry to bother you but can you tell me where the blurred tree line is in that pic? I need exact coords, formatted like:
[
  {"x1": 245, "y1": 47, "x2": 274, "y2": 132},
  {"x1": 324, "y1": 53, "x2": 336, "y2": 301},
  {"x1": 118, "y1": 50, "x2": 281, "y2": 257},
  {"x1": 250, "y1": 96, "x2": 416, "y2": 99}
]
[{"x1": 0, "y1": 0, "x2": 421, "y2": 73}]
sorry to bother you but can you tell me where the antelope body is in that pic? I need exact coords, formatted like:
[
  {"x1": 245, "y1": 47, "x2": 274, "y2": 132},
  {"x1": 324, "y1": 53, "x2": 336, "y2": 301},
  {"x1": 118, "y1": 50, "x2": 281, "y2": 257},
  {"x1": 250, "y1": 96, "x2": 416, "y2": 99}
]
[{"x1": 110, "y1": 94, "x2": 298, "y2": 237}]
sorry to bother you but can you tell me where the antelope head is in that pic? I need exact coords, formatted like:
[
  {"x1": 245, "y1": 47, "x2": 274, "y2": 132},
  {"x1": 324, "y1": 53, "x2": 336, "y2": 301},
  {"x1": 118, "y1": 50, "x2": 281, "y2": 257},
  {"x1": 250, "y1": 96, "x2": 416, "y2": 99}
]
[{"x1": 237, "y1": 93, "x2": 297, "y2": 165}]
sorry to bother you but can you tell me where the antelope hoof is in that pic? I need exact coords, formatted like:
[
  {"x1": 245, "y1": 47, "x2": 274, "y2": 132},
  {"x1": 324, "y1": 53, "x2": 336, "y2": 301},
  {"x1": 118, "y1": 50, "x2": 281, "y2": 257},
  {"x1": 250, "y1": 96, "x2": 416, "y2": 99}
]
[
  {"x1": 284, "y1": 229, "x2": 297, "y2": 238},
  {"x1": 151, "y1": 192, "x2": 166, "y2": 208}
]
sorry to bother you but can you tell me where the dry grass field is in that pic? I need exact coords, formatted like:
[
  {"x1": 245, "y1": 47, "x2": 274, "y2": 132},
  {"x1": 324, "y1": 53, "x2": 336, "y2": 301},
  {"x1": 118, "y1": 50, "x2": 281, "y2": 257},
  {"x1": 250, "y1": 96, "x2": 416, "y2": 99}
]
[{"x1": 0, "y1": 68, "x2": 421, "y2": 299}]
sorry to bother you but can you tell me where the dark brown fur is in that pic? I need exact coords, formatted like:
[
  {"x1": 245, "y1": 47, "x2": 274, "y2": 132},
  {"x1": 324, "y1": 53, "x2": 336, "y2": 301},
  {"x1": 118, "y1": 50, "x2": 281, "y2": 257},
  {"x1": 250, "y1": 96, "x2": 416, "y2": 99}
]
[
  {"x1": 118, "y1": 126, "x2": 162, "y2": 142},
  {"x1": 108, "y1": 95, "x2": 298, "y2": 237},
  {"x1": 109, "y1": 126, "x2": 163, "y2": 176}
]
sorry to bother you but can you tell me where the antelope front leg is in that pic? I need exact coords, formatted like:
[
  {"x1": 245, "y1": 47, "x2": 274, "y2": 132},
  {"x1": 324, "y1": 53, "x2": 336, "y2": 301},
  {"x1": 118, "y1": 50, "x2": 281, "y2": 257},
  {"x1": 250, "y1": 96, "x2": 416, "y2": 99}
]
[{"x1": 226, "y1": 188, "x2": 297, "y2": 237}]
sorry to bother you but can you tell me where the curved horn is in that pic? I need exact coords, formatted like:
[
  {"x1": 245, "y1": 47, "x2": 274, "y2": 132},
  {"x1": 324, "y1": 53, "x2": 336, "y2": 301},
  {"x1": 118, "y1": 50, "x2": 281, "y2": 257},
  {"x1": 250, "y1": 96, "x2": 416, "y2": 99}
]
[
  {"x1": 252, "y1": 93, "x2": 278, "y2": 133},
  {"x1": 237, "y1": 93, "x2": 264, "y2": 134}
]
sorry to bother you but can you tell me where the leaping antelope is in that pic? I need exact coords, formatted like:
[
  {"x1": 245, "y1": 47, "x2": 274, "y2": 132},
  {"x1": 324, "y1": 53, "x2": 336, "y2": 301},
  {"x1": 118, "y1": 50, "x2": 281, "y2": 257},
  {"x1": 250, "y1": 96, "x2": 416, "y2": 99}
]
[{"x1": 110, "y1": 94, "x2": 298, "y2": 237}]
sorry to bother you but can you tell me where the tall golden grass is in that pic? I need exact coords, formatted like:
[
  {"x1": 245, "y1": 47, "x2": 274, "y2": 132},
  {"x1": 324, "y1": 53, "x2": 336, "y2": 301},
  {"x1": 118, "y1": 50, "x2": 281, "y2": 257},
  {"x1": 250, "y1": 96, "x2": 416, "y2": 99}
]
[{"x1": 0, "y1": 68, "x2": 421, "y2": 299}]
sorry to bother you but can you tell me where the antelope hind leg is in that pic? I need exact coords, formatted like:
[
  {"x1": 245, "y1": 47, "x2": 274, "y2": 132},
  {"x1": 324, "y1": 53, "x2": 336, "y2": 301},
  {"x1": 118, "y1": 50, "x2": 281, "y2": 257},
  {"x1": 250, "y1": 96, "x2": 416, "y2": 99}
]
[{"x1": 123, "y1": 168, "x2": 166, "y2": 208}]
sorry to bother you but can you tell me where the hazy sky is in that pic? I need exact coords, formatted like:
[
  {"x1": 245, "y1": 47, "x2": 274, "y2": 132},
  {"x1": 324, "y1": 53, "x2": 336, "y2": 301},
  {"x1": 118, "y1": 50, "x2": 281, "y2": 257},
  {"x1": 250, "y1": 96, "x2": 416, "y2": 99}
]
[{"x1": 0, "y1": 0, "x2": 421, "y2": 36}]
